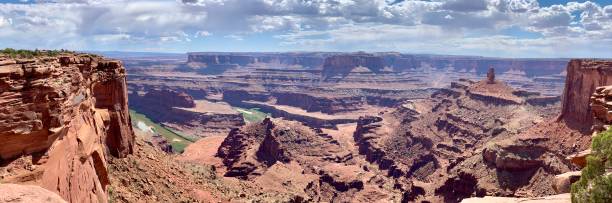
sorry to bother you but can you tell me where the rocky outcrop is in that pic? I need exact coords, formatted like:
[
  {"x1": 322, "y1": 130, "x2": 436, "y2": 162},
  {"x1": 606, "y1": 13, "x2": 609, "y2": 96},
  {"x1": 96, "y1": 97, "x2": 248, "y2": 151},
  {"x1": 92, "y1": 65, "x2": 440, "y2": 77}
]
[
  {"x1": 217, "y1": 118, "x2": 349, "y2": 178},
  {"x1": 272, "y1": 92, "x2": 364, "y2": 114},
  {"x1": 215, "y1": 118, "x2": 401, "y2": 201},
  {"x1": 558, "y1": 60, "x2": 612, "y2": 129},
  {"x1": 140, "y1": 89, "x2": 195, "y2": 108},
  {"x1": 130, "y1": 89, "x2": 244, "y2": 137},
  {"x1": 487, "y1": 67, "x2": 495, "y2": 84},
  {"x1": 0, "y1": 184, "x2": 67, "y2": 203},
  {"x1": 567, "y1": 149, "x2": 591, "y2": 169},
  {"x1": 239, "y1": 101, "x2": 359, "y2": 129},
  {"x1": 322, "y1": 53, "x2": 385, "y2": 79},
  {"x1": 0, "y1": 54, "x2": 134, "y2": 202},
  {"x1": 590, "y1": 85, "x2": 612, "y2": 124},
  {"x1": 552, "y1": 171, "x2": 581, "y2": 193},
  {"x1": 482, "y1": 139, "x2": 550, "y2": 171},
  {"x1": 466, "y1": 79, "x2": 524, "y2": 105}
]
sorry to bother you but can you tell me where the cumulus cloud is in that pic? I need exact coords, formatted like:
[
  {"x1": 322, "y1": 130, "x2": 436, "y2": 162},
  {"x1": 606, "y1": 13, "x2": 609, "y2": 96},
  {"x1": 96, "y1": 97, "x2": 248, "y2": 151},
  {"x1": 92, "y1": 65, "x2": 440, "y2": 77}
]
[
  {"x1": 0, "y1": 0, "x2": 609, "y2": 57},
  {"x1": 195, "y1": 30, "x2": 211, "y2": 37}
]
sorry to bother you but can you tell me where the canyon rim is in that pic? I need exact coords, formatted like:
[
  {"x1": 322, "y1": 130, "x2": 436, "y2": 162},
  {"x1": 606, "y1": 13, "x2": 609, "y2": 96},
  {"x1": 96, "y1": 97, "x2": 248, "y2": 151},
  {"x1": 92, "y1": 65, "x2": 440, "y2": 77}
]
[{"x1": 1, "y1": 0, "x2": 612, "y2": 203}]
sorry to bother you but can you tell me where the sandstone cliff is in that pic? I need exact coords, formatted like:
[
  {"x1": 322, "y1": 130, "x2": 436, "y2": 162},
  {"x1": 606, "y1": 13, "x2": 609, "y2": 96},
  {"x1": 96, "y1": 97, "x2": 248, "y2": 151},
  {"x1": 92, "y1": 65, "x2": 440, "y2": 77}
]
[
  {"x1": 0, "y1": 54, "x2": 134, "y2": 202},
  {"x1": 558, "y1": 59, "x2": 612, "y2": 130},
  {"x1": 322, "y1": 53, "x2": 385, "y2": 79},
  {"x1": 129, "y1": 89, "x2": 244, "y2": 138}
]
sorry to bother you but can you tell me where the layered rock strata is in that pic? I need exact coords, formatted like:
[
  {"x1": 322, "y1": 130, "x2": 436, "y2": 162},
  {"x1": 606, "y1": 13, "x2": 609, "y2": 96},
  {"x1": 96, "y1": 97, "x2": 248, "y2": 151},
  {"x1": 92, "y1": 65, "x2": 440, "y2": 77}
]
[
  {"x1": 215, "y1": 118, "x2": 408, "y2": 202},
  {"x1": 352, "y1": 76, "x2": 566, "y2": 201},
  {"x1": 0, "y1": 54, "x2": 134, "y2": 202},
  {"x1": 558, "y1": 59, "x2": 612, "y2": 129},
  {"x1": 129, "y1": 89, "x2": 244, "y2": 137}
]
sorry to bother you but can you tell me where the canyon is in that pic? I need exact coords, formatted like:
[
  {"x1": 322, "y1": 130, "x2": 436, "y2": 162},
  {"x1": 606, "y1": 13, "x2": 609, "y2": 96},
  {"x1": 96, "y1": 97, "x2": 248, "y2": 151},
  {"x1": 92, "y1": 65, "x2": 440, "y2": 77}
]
[
  {"x1": 1, "y1": 51, "x2": 610, "y2": 203},
  {"x1": 125, "y1": 52, "x2": 567, "y2": 140}
]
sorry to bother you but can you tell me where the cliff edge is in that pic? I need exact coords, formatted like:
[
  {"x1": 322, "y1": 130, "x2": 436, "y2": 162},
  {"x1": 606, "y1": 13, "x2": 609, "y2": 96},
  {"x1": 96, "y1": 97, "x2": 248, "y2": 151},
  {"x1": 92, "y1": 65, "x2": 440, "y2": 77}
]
[
  {"x1": 0, "y1": 53, "x2": 134, "y2": 202},
  {"x1": 558, "y1": 59, "x2": 612, "y2": 129}
]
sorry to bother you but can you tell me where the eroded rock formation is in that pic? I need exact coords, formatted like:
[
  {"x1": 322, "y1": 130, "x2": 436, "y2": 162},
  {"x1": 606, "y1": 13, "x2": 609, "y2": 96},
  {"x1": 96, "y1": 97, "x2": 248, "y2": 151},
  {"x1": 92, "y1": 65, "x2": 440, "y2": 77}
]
[
  {"x1": 130, "y1": 89, "x2": 244, "y2": 137},
  {"x1": 0, "y1": 184, "x2": 67, "y2": 203},
  {"x1": 215, "y1": 118, "x2": 407, "y2": 202},
  {"x1": 322, "y1": 53, "x2": 385, "y2": 79},
  {"x1": 486, "y1": 67, "x2": 495, "y2": 84},
  {"x1": 559, "y1": 59, "x2": 612, "y2": 129},
  {"x1": 352, "y1": 75, "x2": 567, "y2": 201},
  {"x1": 0, "y1": 54, "x2": 134, "y2": 202}
]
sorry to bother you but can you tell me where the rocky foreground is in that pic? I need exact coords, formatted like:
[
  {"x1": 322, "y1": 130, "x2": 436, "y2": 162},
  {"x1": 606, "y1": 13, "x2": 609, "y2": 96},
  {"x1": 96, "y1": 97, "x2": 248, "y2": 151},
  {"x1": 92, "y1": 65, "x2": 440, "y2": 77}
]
[{"x1": 0, "y1": 54, "x2": 134, "y2": 202}]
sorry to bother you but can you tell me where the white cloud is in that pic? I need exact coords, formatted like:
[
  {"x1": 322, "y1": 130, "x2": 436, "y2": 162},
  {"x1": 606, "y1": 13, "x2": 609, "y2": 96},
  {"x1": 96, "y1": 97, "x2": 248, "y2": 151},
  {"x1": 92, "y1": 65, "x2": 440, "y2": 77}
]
[
  {"x1": 0, "y1": 16, "x2": 10, "y2": 27},
  {"x1": 224, "y1": 34, "x2": 243, "y2": 41},
  {"x1": 195, "y1": 30, "x2": 211, "y2": 37},
  {"x1": 0, "y1": 0, "x2": 609, "y2": 57}
]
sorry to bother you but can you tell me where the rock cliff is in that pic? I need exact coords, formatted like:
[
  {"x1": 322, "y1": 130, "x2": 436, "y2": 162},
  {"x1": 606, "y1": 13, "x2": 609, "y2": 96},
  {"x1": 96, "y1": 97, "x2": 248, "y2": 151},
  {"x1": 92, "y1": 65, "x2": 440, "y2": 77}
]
[
  {"x1": 0, "y1": 54, "x2": 134, "y2": 202},
  {"x1": 322, "y1": 53, "x2": 385, "y2": 79},
  {"x1": 215, "y1": 118, "x2": 407, "y2": 202},
  {"x1": 558, "y1": 59, "x2": 612, "y2": 130},
  {"x1": 129, "y1": 89, "x2": 244, "y2": 138},
  {"x1": 187, "y1": 52, "x2": 328, "y2": 69},
  {"x1": 352, "y1": 76, "x2": 566, "y2": 201}
]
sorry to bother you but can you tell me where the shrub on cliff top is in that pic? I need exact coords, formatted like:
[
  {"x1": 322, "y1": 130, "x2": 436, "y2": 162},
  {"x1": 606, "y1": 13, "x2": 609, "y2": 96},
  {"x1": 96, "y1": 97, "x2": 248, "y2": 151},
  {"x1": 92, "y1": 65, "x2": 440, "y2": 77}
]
[
  {"x1": 571, "y1": 129, "x2": 612, "y2": 203},
  {"x1": 0, "y1": 48, "x2": 73, "y2": 58}
]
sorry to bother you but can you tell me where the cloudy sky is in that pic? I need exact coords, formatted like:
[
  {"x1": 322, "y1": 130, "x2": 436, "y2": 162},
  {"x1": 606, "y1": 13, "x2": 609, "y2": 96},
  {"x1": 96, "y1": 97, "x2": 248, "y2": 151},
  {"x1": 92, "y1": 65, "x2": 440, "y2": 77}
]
[{"x1": 0, "y1": 0, "x2": 610, "y2": 58}]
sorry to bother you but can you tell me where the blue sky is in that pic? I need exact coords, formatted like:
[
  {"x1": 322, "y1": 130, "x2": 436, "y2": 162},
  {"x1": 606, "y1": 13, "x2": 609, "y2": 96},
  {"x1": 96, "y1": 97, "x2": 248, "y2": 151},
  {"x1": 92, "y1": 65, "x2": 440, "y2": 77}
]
[{"x1": 0, "y1": 0, "x2": 610, "y2": 58}]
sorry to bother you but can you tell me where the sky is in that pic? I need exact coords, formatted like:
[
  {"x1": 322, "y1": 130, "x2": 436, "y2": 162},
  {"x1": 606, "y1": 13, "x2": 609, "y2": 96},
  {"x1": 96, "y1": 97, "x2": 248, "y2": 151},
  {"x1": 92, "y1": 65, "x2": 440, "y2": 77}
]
[{"x1": 0, "y1": 0, "x2": 610, "y2": 58}]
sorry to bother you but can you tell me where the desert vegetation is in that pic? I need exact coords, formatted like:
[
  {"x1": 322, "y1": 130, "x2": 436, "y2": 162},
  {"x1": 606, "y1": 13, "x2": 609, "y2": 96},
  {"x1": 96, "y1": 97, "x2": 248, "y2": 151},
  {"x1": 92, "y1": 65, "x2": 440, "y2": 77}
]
[
  {"x1": 0, "y1": 48, "x2": 73, "y2": 58},
  {"x1": 572, "y1": 129, "x2": 612, "y2": 203}
]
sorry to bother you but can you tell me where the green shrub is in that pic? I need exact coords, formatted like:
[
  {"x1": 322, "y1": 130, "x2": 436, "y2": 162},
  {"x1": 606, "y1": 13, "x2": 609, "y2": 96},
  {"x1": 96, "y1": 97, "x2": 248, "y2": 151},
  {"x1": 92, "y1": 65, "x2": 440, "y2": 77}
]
[
  {"x1": 571, "y1": 129, "x2": 612, "y2": 203},
  {"x1": 0, "y1": 48, "x2": 72, "y2": 58}
]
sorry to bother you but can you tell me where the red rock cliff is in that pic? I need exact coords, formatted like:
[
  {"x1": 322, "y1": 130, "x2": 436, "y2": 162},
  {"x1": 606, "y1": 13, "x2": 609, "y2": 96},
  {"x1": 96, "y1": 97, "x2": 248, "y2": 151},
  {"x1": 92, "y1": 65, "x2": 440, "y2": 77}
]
[
  {"x1": 558, "y1": 59, "x2": 612, "y2": 129},
  {"x1": 0, "y1": 54, "x2": 134, "y2": 202},
  {"x1": 322, "y1": 54, "x2": 384, "y2": 78}
]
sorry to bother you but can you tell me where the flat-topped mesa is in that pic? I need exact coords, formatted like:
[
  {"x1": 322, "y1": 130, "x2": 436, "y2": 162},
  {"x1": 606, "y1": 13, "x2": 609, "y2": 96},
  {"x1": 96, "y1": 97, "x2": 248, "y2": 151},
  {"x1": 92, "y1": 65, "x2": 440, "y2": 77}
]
[
  {"x1": 129, "y1": 89, "x2": 244, "y2": 137},
  {"x1": 142, "y1": 89, "x2": 196, "y2": 108},
  {"x1": 558, "y1": 59, "x2": 612, "y2": 129},
  {"x1": 465, "y1": 74, "x2": 524, "y2": 105},
  {"x1": 0, "y1": 54, "x2": 134, "y2": 202},
  {"x1": 322, "y1": 53, "x2": 385, "y2": 78},
  {"x1": 187, "y1": 52, "x2": 327, "y2": 68}
]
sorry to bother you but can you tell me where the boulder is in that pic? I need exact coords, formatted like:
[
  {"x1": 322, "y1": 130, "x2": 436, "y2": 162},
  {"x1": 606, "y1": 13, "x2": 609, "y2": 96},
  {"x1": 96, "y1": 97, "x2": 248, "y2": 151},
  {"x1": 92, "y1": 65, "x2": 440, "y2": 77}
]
[
  {"x1": 0, "y1": 184, "x2": 67, "y2": 203},
  {"x1": 552, "y1": 171, "x2": 581, "y2": 194},
  {"x1": 566, "y1": 149, "x2": 591, "y2": 168},
  {"x1": 483, "y1": 140, "x2": 546, "y2": 171}
]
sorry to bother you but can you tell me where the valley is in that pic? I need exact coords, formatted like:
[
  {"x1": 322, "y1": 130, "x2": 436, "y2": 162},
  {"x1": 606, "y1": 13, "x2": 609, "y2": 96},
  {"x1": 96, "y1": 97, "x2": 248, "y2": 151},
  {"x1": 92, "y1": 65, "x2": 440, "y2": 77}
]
[
  {"x1": 1, "y1": 0, "x2": 610, "y2": 202},
  {"x1": 116, "y1": 52, "x2": 589, "y2": 202},
  {"x1": 1, "y1": 51, "x2": 609, "y2": 202}
]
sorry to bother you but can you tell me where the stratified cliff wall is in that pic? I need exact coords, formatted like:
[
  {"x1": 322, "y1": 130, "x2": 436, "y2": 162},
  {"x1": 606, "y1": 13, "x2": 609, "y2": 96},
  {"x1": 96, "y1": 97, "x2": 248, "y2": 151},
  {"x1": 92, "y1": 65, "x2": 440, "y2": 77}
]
[
  {"x1": 185, "y1": 52, "x2": 568, "y2": 78},
  {"x1": 187, "y1": 52, "x2": 328, "y2": 68},
  {"x1": 322, "y1": 54, "x2": 385, "y2": 77},
  {"x1": 0, "y1": 54, "x2": 134, "y2": 202},
  {"x1": 558, "y1": 59, "x2": 612, "y2": 129}
]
